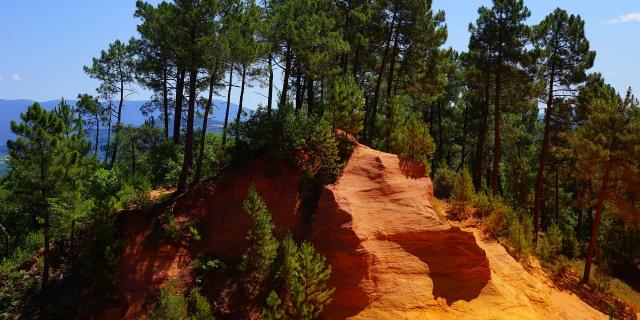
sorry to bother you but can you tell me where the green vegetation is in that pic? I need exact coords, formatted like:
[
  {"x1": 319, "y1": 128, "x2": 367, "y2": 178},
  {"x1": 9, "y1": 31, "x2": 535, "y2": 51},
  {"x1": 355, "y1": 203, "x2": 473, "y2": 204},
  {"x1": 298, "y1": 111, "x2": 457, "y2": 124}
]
[{"x1": 2, "y1": 0, "x2": 639, "y2": 317}]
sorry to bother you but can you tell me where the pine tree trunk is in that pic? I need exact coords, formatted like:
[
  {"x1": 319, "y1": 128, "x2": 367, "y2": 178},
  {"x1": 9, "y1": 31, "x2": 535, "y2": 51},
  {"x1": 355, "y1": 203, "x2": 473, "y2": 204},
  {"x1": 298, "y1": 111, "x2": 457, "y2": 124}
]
[
  {"x1": 491, "y1": 55, "x2": 502, "y2": 195},
  {"x1": 194, "y1": 67, "x2": 217, "y2": 183},
  {"x1": 386, "y1": 26, "x2": 400, "y2": 99},
  {"x1": 437, "y1": 101, "x2": 444, "y2": 165},
  {"x1": 534, "y1": 67, "x2": 555, "y2": 243},
  {"x1": 130, "y1": 135, "x2": 136, "y2": 175},
  {"x1": 221, "y1": 68, "x2": 233, "y2": 146},
  {"x1": 474, "y1": 82, "x2": 490, "y2": 190},
  {"x1": 576, "y1": 186, "x2": 585, "y2": 241},
  {"x1": 94, "y1": 113, "x2": 100, "y2": 156},
  {"x1": 40, "y1": 207, "x2": 50, "y2": 320},
  {"x1": 173, "y1": 67, "x2": 186, "y2": 144},
  {"x1": 320, "y1": 77, "x2": 325, "y2": 115},
  {"x1": 235, "y1": 64, "x2": 247, "y2": 143},
  {"x1": 583, "y1": 162, "x2": 612, "y2": 283},
  {"x1": 280, "y1": 44, "x2": 291, "y2": 108},
  {"x1": 306, "y1": 75, "x2": 314, "y2": 115},
  {"x1": 369, "y1": 7, "x2": 397, "y2": 142},
  {"x1": 267, "y1": 53, "x2": 274, "y2": 114},
  {"x1": 162, "y1": 66, "x2": 169, "y2": 141},
  {"x1": 555, "y1": 167, "x2": 560, "y2": 223},
  {"x1": 105, "y1": 101, "x2": 112, "y2": 164},
  {"x1": 109, "y1": 78, "x2": 125, "y2": 168},
  {"x1": 295, "y1": 61, "x2": 303, "y2": 112},
  {"x1": 177, "y1": 67, "x2": 198, "y2": 193},
  {"x1": 459, "y1": 104, "x2": 468, "y2": 171}
]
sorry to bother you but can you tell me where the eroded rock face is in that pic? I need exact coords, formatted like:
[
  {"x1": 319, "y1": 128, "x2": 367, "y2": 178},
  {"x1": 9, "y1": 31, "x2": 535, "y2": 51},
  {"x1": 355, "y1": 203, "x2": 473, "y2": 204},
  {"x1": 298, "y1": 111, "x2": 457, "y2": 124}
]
[
  {"x1": 310, "y1": 145, "x2": 604, "y2": 320},
  {"x1": 110, "y1": 145, "x2": 605, "y2": 320}
]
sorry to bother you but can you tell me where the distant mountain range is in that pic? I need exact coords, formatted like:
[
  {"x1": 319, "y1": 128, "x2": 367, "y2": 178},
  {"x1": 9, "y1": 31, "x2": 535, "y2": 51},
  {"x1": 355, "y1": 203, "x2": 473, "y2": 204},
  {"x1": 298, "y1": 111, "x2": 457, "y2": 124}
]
[{"x1": 0, "y1": 98, "x2": 248, "y2": 158}]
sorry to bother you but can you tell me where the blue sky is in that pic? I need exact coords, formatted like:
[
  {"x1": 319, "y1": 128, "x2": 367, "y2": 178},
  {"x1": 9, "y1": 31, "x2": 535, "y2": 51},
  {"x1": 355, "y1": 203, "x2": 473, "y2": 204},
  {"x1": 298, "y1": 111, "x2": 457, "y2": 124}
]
[{"x1": 1, "y1": 1, "x2": 639, "y2": 108}]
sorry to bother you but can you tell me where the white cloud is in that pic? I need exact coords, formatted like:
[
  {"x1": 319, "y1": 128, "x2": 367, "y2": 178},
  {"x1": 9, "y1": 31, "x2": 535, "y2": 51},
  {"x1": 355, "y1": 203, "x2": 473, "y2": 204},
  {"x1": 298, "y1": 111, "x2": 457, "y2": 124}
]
[
  {"x1": 12, "y1": 73, "x2": 20, "y2": 81},
  {"x1": 604, "y1": 12, "x2": 640, "y2": 25},
  {"x1": 0, "y1": 75, "x2": 3, "y2": 81}
]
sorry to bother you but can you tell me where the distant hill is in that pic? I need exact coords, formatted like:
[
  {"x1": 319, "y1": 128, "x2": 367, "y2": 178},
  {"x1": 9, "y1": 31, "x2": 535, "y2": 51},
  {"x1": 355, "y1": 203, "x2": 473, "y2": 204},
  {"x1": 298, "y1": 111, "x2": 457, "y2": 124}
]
[{"x1": 0, "y1": 98, "x2": 248, "y2": 157}]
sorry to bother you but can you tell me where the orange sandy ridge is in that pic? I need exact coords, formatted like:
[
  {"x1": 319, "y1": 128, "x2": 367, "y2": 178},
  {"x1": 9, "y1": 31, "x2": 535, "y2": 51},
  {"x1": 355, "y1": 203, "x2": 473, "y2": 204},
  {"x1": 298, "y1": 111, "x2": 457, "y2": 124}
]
[{"x1": 107, "y1": 143, "x2": 606, "y2": 319}]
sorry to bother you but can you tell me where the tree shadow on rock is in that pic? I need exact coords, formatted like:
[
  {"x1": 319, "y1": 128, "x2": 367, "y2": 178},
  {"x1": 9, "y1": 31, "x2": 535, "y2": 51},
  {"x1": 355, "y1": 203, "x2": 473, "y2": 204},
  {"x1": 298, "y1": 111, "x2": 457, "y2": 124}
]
[{"x1": 391, "y1": 227, "x2": 490, "y2": 305}]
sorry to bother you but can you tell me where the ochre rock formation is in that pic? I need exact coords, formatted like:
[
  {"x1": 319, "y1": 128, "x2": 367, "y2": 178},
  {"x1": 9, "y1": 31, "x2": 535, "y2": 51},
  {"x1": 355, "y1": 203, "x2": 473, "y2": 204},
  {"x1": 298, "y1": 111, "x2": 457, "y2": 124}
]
[
  {"x1": 108, "y1": 144, "x2": 606, "y2": 319},
  {"x1": 310, "y1": 144, "x2": 605, "y2": 320}
]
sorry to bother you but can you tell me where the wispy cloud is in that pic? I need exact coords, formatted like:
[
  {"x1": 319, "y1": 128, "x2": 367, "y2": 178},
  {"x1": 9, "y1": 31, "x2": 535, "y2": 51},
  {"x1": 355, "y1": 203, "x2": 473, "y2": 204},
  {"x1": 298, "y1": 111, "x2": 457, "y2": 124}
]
[
  {"x1": 0, "y1": 75, "x2": 4, "y2": 81},
  {"x1": 12, "y1": 73, "x2": 21, "y2": 81},
  {"x1": 604, "y1": 12, "x2": 640, "y2": 25}
]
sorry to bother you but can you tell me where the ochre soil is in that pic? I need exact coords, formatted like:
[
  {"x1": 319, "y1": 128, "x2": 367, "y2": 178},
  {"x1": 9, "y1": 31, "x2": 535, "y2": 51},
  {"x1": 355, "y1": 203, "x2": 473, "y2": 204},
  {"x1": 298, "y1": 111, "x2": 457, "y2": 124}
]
[{"x1": 104, "y1": 144, "x2": 607, "y2": 319}]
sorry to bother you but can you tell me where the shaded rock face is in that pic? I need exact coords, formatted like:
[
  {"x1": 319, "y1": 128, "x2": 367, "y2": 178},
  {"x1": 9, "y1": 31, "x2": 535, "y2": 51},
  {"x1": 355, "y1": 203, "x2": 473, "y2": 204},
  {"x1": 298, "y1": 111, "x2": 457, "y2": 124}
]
[{"x1": 110, "y1": 158, "x2": 304, "y2": 319}]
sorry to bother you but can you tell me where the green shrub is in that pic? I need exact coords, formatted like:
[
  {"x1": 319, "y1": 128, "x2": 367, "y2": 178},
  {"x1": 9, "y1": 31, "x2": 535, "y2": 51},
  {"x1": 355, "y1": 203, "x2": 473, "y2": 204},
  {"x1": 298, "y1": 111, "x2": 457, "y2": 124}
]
[
  {"x1": 537, "y1": 236, "x2": 553, "y2": 261},
  {"x1": 150, "y1": 280, "x2": 188, "y2": 320},
  {"x1": 482, "y1": 202, "x2": 509, "y2": 238},
  {"x1": 378, "y1": 96, "x2": 435, "y2": 171},
  {"x1": 241, "y1": 106, "x2": 344, "y2": 184},
  {"x1": 562, "y1": 234, "x2": 581, "y2": 259},
  {"x1": 451, "y1": 168, "x2": 475, "y2": 203},
  {"x1": 188, "y1": 287, "x2": 214, "y2": 320},
  {"x1": 433, "y1": 164, "x2": 455, "y2": 199},
  {"x1": 546, "y1": 224, "x2": 563, "y2": 257},
  {"x1": 158, "y1": 210, "x2": 181, "y2": 241},
  {"x1": 263, "y1": 291, "x2": 285, "y2": 320},
  {"x1": 506, "y1": 214, "x2": 534, "y2": 258},
  {"x1": 188, "y1": 226, "x2": 201, "y2": 242},
  {"x1": 326, "y1": 75, "x2": 365, "y2": 135}
]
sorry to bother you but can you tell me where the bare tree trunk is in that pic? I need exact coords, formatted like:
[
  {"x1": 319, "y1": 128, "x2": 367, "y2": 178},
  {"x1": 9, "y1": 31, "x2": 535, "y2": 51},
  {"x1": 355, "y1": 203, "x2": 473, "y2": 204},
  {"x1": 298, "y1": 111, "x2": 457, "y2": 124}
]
[
  {"x1": 306, "y1": 75, "x2": 314, "y2": 115},
  {"x1": 474, "y1": 82, "x2": 490, "y2": 190},
  {"x1": 162, "y1": 66, "x2": 169, "y2": 141},
  {"x1": 94, "y1": 113, "x2": 100, "y2": 156},
  {"x1": 221, "y1": 68, "x2": 233, "y2": 146},
  {"x1": 267, "y1": 53, "x2": 274, "y2": 114},
  {"x1": 235, "y1": 64, "x2": 247, "y2": 143},
  {"x1": 368, "y1": 6, "x2": 397, "y2": 142},
  {"x1": 295, "y1": 61, "x2": 303, "y2": 112},
  {"x1": 105, "y1": 101, "x2": 112, "y2": 164},
  {"x1": 173, "y1": 67, "x2": 186, "y2": 144},
  {"x1": 458, "y1": 104, "x2": 468, "y2": 172},
  {"x1": 39, "y1": 195, "x2": 50, "y2": 320},
  {"x1": 109, "y1": 78, "x2": 125, "y2": 168},
  {"x1": 583, "y1": 162, "x2": 612, "y2": 283},
  {"x1": 177, "y1": 67, "x2": 198, "y2": 193},
  {"x1": 533, "y1": 66, "x2": 555, "y2": 243},
  {"x1": 194, "y1": 67, "x2": 217, "y2": 183},
  {"x1": 280, "y1": 44, "x2": 291, "y2": 108},
  {"x1": 491, "y1": 54, "x2": 502, "y2": 195}
]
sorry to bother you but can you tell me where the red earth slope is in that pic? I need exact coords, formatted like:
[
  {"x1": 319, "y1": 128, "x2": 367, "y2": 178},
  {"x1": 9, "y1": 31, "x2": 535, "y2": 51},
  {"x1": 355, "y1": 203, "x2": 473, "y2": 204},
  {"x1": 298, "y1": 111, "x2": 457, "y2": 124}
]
[{"x1": 107, "y1": 144, "x2": 606, "y2": 319}]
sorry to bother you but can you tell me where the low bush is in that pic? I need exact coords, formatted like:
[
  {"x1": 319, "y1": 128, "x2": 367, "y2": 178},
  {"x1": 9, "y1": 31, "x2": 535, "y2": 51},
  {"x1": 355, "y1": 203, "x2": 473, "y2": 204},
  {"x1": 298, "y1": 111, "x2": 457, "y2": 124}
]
[
  {"x1": 433, "y1": 164, "x2": 455, "y2": 199},
  {"x1": 451, "y1": 168, "x2": 474, "y2": 203},
  {"x1": 150, "y1": 279, "x2": 188, "y2": 320},
  {"x1": 506, "y1": 213, "x2": 534, "y2": 258}
]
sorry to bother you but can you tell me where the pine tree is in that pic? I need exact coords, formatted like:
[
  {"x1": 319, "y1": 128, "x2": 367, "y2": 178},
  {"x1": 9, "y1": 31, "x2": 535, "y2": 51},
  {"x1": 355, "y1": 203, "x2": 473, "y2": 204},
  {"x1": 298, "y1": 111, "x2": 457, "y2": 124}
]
[
  {"x1": 469, "y1": 0, "x2": 531, "y2": 194},
  {"x1": 570, "y1": 76, "x2": 640, "y2": 282},
  {"x1": 291, "y1": 241, "x2": 335, "y2": 320},
  {"x1": 76, "y1": 93, "x2": 103, "y2": 155},
  {"x1": 531, "y1": 8, "x2": 595, "y2": 243},
  {"x1": 84, "y1": 39, "x2": 135, "y2": 168},
  {"x1": 327, "y1": 75, "x2": 365, "y2": 135},
  {"x1": 7, "y1": 102, "x2": 90, "y2": 319},
  {"x1": 241, "y1": 184, "x2": 279, "y2": 296}
]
